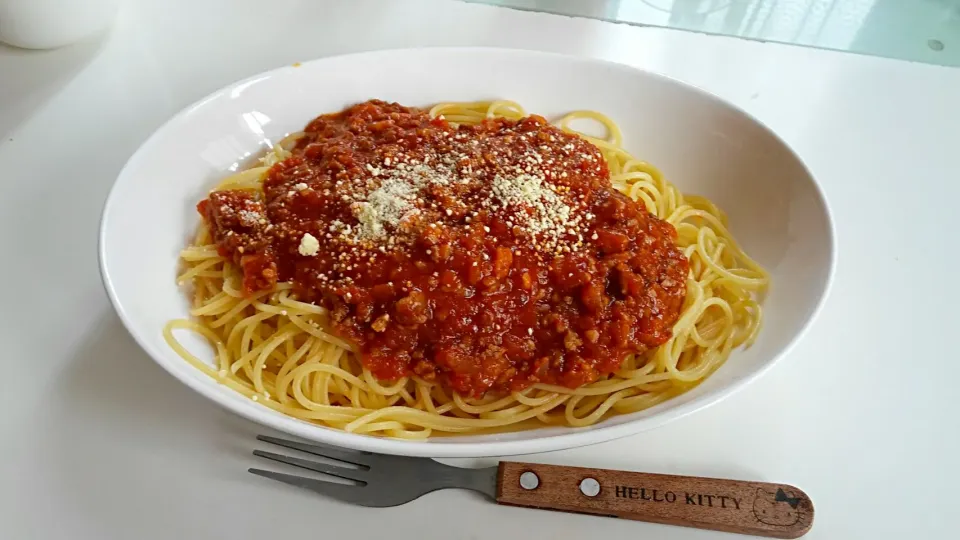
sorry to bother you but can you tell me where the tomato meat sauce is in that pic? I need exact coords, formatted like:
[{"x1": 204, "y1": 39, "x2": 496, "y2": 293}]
[{"x1": 199, "y1": 100, "x2": 688, "y2": 397}]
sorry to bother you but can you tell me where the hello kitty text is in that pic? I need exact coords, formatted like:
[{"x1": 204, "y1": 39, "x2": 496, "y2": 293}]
[{"x1": 614, "y1": 486, "x2": 742, "y2": 509}]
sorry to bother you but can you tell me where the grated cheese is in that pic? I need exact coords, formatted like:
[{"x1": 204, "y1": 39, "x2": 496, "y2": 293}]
[
  {"x1": 344, "y1": 162, "x2": 456, "y2": 242},
  {"x1": 298, "y1": 233, "x2": 320, "y2": 256},
  {"x1": 238, "y1": 210, "x2": 261, "y2": 226}
]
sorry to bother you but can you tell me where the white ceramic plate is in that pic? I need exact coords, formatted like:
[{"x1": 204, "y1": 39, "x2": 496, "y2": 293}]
[{"x1": 99, "y1": 48, "x2": 835, "y2": 457}]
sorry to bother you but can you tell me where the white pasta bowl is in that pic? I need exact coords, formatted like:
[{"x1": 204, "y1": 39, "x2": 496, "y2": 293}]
[{"x1": 99, "y1": 48, "x2": 834, "y2": 457}]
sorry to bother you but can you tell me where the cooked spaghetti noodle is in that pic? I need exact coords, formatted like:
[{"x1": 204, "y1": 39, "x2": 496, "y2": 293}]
[{"x1": 164, "y1": 100, "x2": 768, "y2": 439}]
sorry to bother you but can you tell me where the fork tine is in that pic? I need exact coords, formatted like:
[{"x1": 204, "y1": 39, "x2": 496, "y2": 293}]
[
  {"x1": 256, "y1": 435, "x2": 371, "y2": 467},
  {"x1": 248, "y1": 468, "x2": 369, "y2": 504},
  {"x1": 252, "y1": 450, "x2": 367, "y2": 483}
]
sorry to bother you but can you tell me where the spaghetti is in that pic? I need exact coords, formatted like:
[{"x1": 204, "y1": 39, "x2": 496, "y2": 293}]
[{"x1": 164, "y1": 100, "x2": 768, "y2": 439}]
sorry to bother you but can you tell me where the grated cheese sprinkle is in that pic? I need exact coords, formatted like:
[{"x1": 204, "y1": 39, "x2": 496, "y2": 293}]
[{"x1": 298, "y1": 233, "x2": 320, "y2": 256}]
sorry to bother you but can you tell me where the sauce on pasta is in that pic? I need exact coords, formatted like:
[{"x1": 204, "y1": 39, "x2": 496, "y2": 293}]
[{"x1": 199, "y1": 100, "x2": 688, "y2": 397}]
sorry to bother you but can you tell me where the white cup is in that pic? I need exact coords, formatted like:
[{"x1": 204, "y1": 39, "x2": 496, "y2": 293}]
[{"x1": 0, "y1": 0, "x2": 119, "y2": 49}]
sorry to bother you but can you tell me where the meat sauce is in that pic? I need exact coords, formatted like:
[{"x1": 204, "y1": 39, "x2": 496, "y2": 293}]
[{"x1": 198, "y1": 100, "x2": 688, "y2": 397}]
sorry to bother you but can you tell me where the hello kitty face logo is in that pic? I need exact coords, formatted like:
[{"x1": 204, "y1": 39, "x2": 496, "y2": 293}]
[{"x1": 752, "y1": 488, "x2": 802, "y2": 526}]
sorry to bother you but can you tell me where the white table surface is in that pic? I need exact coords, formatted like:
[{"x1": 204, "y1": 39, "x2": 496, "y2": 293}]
[{"x1": 2, "y1": 0, "x2": 957, "y2": 538}]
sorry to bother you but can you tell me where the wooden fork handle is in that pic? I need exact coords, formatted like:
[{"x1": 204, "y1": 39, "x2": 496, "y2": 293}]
[{"x1": 496, "y1": 462, "x2": 813, "y2": 538}]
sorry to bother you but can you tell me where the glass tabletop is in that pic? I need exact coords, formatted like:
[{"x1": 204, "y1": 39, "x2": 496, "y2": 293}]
[{"x1": 468, "y1": 0, "x2": 960, "y2": 67}]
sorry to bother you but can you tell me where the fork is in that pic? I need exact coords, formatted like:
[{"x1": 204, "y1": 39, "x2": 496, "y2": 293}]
[{"x1": 250, "y1": 435, "x2": 814, "y2": 539}]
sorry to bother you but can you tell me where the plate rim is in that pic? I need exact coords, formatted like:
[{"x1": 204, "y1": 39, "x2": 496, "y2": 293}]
[{"x1": 98, "y1": 46, "x2": 837, "y2": 457}]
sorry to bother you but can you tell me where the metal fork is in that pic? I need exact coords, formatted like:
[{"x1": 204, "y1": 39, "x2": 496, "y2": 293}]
[
  {"x1": 250, "y1": 434, "x2": 496, "y2": 507},
  {"x1": 250, "y1": 435, "x2": 814, "y2": 538}
]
